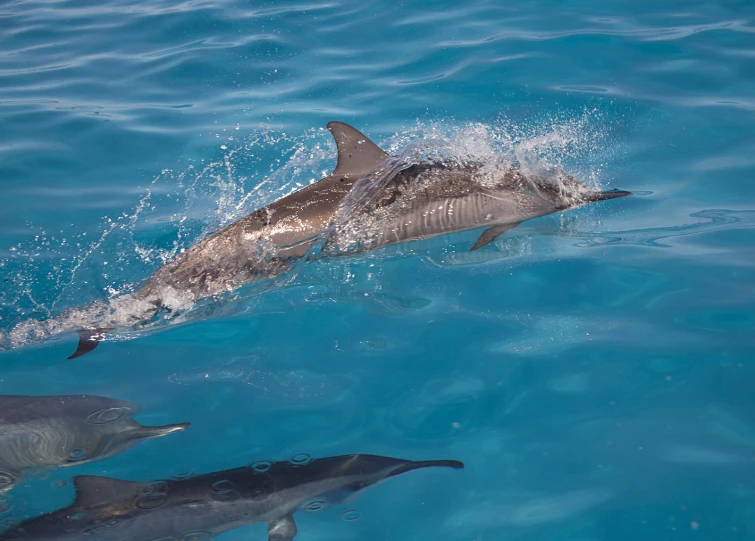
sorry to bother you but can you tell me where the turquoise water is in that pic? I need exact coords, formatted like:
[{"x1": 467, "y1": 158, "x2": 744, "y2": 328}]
[{"x1": 1, "y1": 0, "x2": 754, "y2": 538}]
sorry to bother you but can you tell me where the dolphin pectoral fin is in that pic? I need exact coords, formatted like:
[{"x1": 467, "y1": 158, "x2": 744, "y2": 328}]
[
  {"x1": 268, "y1": 514, "x2": 298, "y2": 541},
  {"x1": 470, "y1": 223, "x2": 519, "y2": 251},
  {"x1": 67, "y1": 328, "x2": 113, "y2": 360},
  {"x1": 327, "y1": 121, "x2": 388, "y2": 177}
]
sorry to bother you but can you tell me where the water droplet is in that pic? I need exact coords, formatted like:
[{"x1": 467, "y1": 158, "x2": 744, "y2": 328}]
[
  {"x1": 342, "y1": 510, "x2": 362, "y2": 522},
  {"x1": 247, "y1": 460, "x2": 272, "y2": 473},
  {"x1": 304, "y1": 498, "x2": 329, "y2": 512},
  {"x1": 211, "y1": 480, "x2": 234, "y2": 495},
  {"x1": 68, "y1": 448, "x2": 87, "y2": 461},
  {"x1": 289, "y1": 453, "x2": 312, "y2": 466},
  {"x1": 86, "y1": 406, "x2": 131, "y2": 425}
]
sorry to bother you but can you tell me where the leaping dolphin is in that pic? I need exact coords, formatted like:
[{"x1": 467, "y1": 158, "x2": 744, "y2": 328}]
[
  {"x1": 0, "y1": 453, "x2": 464, "y2": 541},
  {"x1": 0, "y1": 394, "x2": 189, "y2": 493},
  {"x1": 6, "y1": 122, "x2": 630, "y2": 358}
]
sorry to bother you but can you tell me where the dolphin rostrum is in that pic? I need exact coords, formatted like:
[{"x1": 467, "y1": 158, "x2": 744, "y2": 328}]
[
  {"x1": 5, "y1": 122, "x2": 630, "y2": 357},
  {"x1": 0, "y1": 453, "x2": 464, "y2": 541},
  {"x1": 0, "y1": 394, "x2": 189, "y2": 493}
]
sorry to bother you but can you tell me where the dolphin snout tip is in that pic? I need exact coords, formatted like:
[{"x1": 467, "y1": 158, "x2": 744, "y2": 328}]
[
  {"x1": 151, "y1": 421, "x2": 191, "y2": 436},
  {"x1": 604, "y1": 189, "x2": 633, "y2": 198},
  {"x1": 584, "y1": 189, "x2": 633, "y2": 203}
]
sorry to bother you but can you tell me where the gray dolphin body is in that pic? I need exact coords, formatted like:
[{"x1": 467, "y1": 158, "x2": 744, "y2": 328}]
[
  {"x1": 0, "y1": 454, "x2": 464, "y2": 541},
  {"x1": 8, "y1": 122, "x2": 385, "y2": 358},
  {"x1": 136, "y1": 122, "x2": 388, "y2": 303},
  {"x1": 0, "y1": 395, "x2": 189, "y2": 493},
  {"x1": 326, "y1": 159, "x2": 631, "y2": 254},
  {"x1": 7, "y1": 122, "x2": 629, "y2": 358}
]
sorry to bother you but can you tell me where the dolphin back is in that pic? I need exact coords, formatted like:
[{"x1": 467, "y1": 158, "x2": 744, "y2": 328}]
[{"x1": 0, "y1": 395, "x2": 137, "y2": 425}]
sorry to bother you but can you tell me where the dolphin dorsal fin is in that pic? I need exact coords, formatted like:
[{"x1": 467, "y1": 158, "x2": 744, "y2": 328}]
[
  {"x1": 327, "y1": 121, "x2": 387, "y2": 177},
  {"x1": 72, "y1": 475, "x2": 138, "y2": 508}
]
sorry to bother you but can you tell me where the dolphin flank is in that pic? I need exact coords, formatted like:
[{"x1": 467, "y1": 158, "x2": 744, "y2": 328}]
[{"x1": 0, "y1": 453, "x2": 464, "y2": 541}]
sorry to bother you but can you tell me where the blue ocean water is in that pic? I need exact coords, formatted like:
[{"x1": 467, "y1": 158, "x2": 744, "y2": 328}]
[{"x1": 1, "y1": 0, "x2": 754, "y2": 538}]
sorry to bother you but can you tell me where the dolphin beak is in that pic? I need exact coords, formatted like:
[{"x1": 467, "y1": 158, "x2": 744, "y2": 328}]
[
  {"x1": 341, "y1": 459, "x2": 464, "y2": 505},
  {"x1": 387, "y1": 459, "x2": 465, "y2": 478},
  {"x1": 584, "y1": 189, "x2": 633, "y2": 203},
  {"x1": 135, "y1": 422, "x2": 191, "y2": 439},
  {"x1": 86, "y1": 422, "x2": 190, "y2": 460}
]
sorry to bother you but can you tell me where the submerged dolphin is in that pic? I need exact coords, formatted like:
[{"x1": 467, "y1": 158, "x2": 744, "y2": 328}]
[
  {"x1": 0, "y1": 453, "x2": 464, "y2": 541},
  {"x1": 6, "y1": 122, "x2": 630, "y2": 358},
  {"x1": 0, "y1": 394, "x2": 189, "y2": 493}
]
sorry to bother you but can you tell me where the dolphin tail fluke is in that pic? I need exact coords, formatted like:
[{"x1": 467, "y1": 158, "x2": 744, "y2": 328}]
[
  {"x1": 389, "y1": 459, "x2": 465, "y2": 477},
  {"x1": 583, "y1": 189, "x2": 633, "y2": 203},
  {"x1": 67, "y1": 328, "x2": 113, "y2": 360}
]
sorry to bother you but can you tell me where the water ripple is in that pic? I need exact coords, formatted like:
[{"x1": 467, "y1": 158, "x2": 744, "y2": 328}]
[
  {"x1": 436, "y1": 19, "x2": 748, "y2": 47},
  {"x1": 572, "y1": 209, "x2": 755, "y2": 249}
]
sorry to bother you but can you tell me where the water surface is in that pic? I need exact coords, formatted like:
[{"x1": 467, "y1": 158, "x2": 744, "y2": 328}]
[{"x1": 1, "y1": 0, "x2": 754, "y2": 539}]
